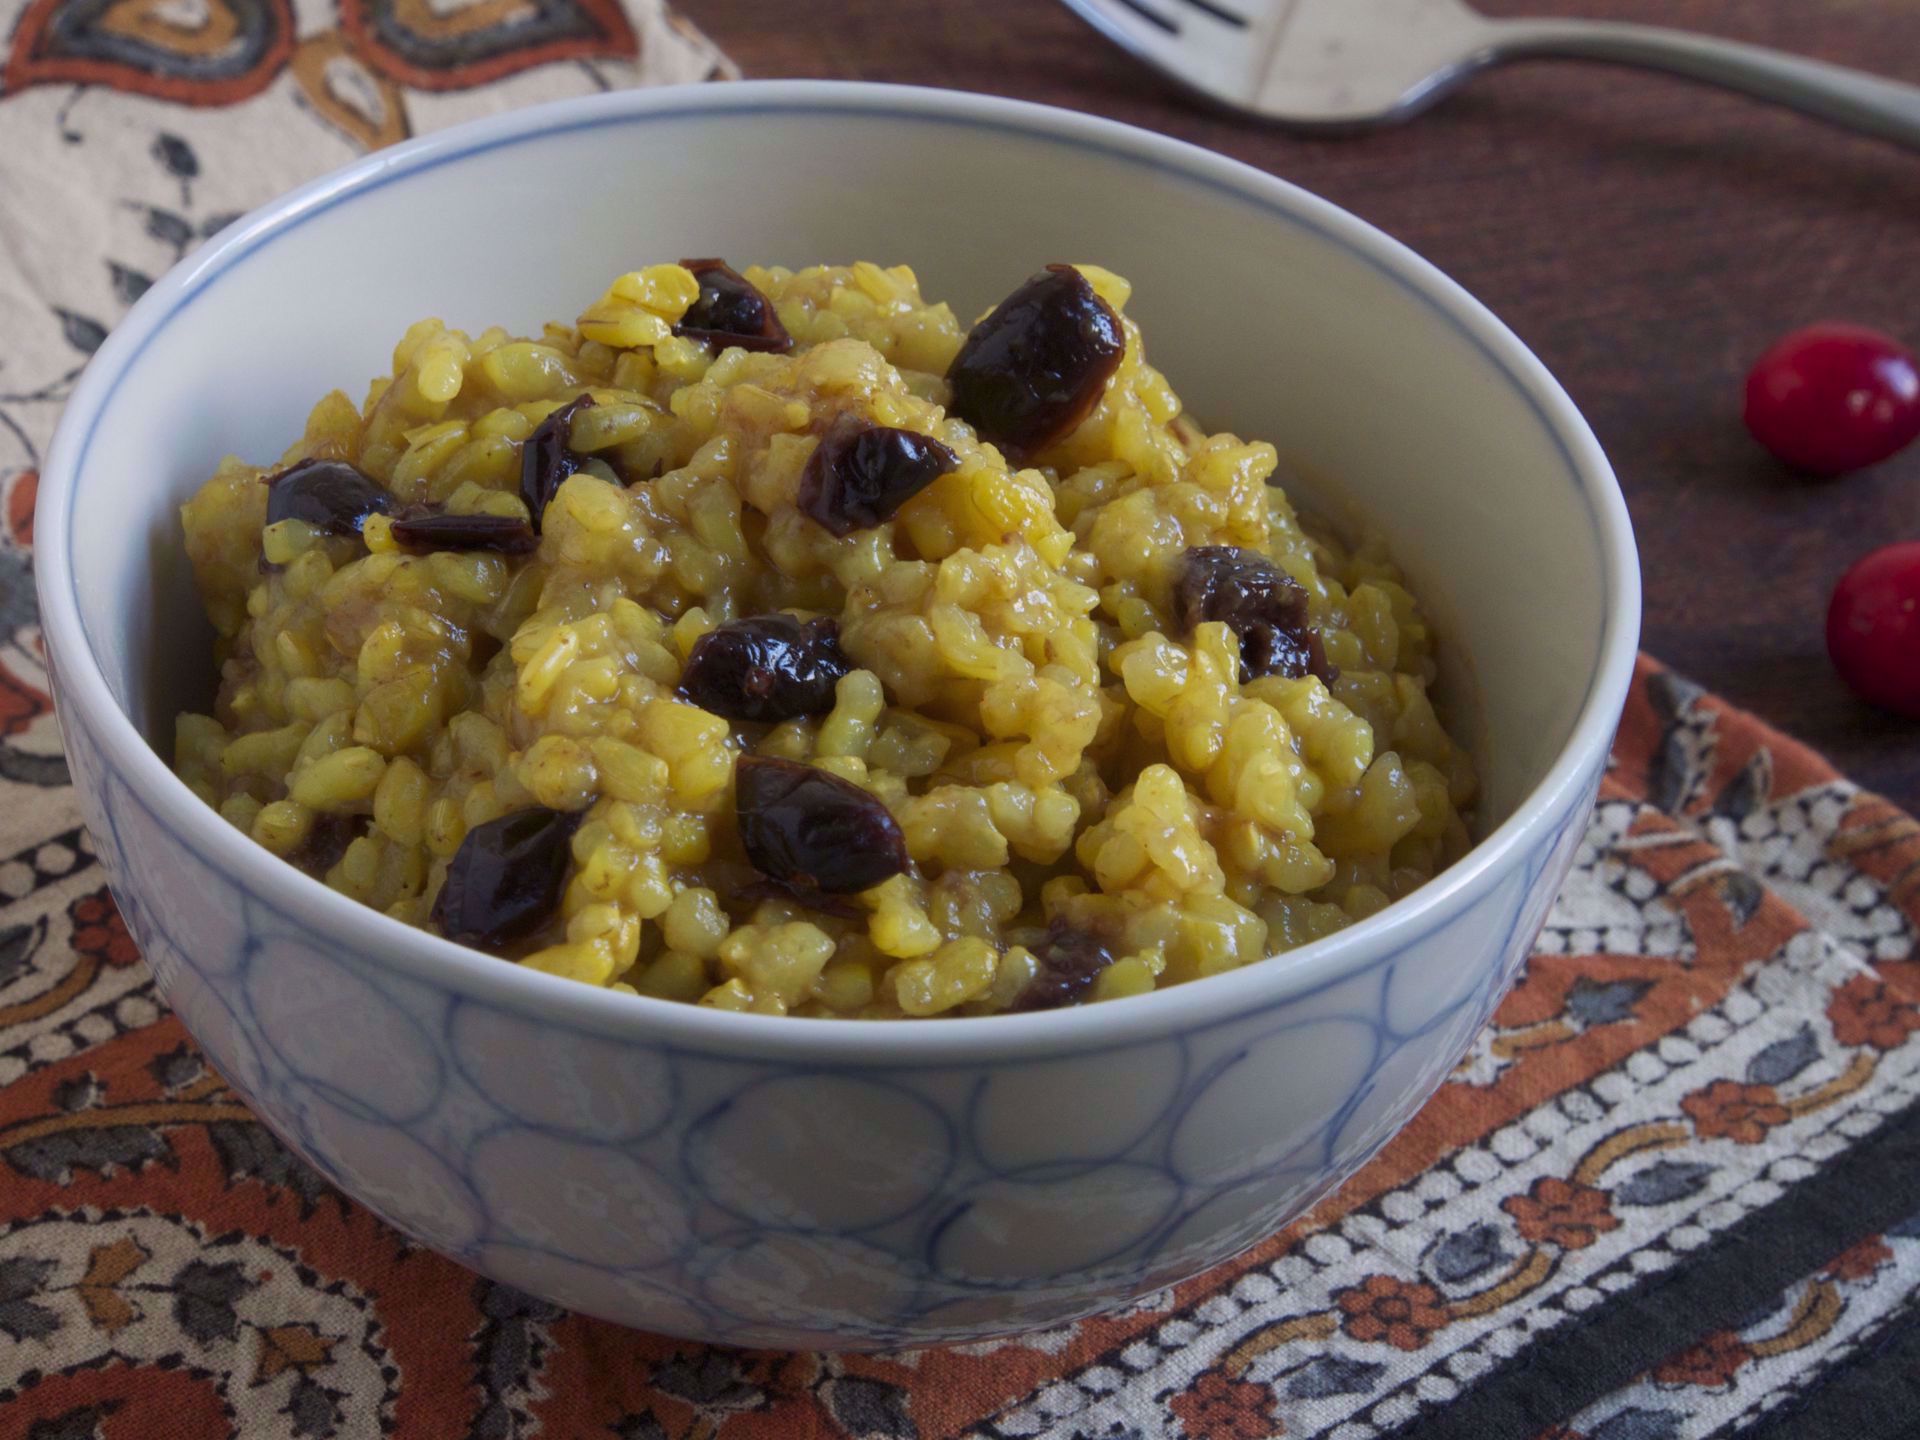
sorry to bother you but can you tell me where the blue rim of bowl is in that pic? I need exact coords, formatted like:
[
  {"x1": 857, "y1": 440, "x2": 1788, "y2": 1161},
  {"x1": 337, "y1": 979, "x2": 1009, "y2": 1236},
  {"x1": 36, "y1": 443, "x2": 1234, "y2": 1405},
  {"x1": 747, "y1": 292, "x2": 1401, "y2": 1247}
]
[{"x1": 36, "y1": 80, "x2": 1641, "y2": 1064}]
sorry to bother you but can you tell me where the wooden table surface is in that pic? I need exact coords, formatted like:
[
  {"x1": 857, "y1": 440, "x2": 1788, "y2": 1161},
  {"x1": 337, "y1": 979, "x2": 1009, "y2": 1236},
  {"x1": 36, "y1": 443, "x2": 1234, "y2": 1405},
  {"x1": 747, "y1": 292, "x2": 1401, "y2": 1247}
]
[{"x1": 679, "y1": 0, "x2": 1920, "y2": 804}]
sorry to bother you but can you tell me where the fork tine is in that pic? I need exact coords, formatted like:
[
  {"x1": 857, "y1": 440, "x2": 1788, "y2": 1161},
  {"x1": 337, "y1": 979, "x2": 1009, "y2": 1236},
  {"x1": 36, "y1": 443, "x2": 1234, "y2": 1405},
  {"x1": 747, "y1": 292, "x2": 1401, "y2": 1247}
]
[
  {"x1": 1061, "y1": 0, "x2": 1276, "y2": 106},
  {"x1": 1176, "y1": 0, "x2": 1255, "y2": 30},
  {"x1": 1108, "y1": 0, "x2": 1182, "y2": 35},
  {"x1": 1059, "y1": 0, "x2": 1190, "y2": 64}
]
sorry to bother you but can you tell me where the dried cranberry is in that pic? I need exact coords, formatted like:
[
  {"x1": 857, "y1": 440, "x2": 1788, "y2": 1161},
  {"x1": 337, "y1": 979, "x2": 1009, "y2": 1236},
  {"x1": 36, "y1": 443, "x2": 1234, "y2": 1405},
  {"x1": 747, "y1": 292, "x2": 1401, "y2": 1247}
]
[
  {"x1": 946, "y1": 265, "x2": 1125, "y2": 460},
  {"x1": 734, "y1": 755, "x2": 908, "y2": 894},
  {"x1": 736, "y1": 876, "x2": 864, "y2": 920},
  {"x1": 390, "y1": 510, "x2": 538, "y2": 556},
  {"x1": 798, "y1": 421, "x2": 959, "y2": 536},
  {"x1": 291, "y1": 813, "x2": 366, "y2": 877},
  {"x1": 431, "y1": 806, "x2": 585, "y2": 952},
  {"x1": 675, "y1": 258, "x2": 792, "y2": 354},
  {"x1": 519, "y1": 395, "x2": 593, "y2": 533},
  {"x1": 1009, "y1": 922, "x2": 1114, "y2": 1012},
  {"x1": 266, "y1": 459, "x2": 393, "y2": 536},
  {"x1": 680, "y1": 614, "x2": 852, "y2": 722},
  {"x1": 1172, "y1": 545, "x2": 1332, "y2": 683}
]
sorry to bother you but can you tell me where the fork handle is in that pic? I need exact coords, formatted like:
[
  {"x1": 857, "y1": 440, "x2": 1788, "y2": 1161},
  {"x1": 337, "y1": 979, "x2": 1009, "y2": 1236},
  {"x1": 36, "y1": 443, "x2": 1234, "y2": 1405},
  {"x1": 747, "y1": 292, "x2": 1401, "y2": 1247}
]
[{"x1": 1485, "y1": 19, "x2": 1920, "y2": 151}]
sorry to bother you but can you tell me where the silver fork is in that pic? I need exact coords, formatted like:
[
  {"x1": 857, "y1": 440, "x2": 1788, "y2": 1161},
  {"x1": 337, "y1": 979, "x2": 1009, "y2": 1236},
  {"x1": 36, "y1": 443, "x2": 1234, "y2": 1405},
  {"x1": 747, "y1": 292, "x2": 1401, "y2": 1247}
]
[{"x1": 1061, "y1": 0, "x2": 1920, "y2": 149}]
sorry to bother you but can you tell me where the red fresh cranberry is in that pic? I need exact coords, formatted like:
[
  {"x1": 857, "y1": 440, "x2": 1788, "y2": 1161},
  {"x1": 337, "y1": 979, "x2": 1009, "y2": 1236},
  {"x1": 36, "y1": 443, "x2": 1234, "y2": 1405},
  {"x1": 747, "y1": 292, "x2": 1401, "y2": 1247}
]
[
  {"x1": 1744, "y1": 324, "x2": 1920, "y2": 476},
  {"x1": 1828, "y1": 543, "x2": 1920, "y2": 717}
]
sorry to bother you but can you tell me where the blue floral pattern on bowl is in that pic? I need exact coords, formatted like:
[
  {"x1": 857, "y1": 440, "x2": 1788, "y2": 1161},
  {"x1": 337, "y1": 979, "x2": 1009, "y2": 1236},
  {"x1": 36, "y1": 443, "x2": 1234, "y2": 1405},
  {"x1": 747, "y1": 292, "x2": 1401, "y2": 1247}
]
[
  {"x1": 35, "y1": 83, "x2": 1638, "y2": 1349},
  {"x1": 60, "y1": 680, "x2": 1600, "y2": 1347}
]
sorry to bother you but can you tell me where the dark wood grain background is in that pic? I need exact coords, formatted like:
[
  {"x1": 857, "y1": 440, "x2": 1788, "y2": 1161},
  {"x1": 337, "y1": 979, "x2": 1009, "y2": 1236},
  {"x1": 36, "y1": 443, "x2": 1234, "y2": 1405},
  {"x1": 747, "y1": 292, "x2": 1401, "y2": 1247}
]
[{"x1": 679, "y1": 0, "x2": 1920, "y2": 804}]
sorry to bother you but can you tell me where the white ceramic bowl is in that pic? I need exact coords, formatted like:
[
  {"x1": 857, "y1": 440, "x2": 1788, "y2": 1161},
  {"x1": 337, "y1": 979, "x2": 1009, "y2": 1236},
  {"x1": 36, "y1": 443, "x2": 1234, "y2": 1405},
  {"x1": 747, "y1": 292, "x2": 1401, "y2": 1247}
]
[{"x1": 36, "y1": 81, "x2": 1638, "y2": 1350}]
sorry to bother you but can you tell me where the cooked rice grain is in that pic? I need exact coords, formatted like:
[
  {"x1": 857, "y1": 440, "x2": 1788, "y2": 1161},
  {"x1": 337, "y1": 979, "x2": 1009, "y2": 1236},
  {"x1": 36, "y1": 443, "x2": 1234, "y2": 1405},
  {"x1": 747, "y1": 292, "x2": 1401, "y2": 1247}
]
[{"x1": 175, "y1": 261, "x2": 1475, "y2": 1017}]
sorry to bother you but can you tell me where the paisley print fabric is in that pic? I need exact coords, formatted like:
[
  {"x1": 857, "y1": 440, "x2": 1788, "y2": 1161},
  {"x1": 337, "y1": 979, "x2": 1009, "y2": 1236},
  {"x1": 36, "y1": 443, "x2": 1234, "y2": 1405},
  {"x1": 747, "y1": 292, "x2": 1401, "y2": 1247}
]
[
  {"x1": 5, "y1": 0, "x2": 297, "y2": 105},
  {"x1": 0, "y1": 4, "x2": 1916, "y2": 1433},
  {"x1": 7, "y1": 647, "x2": 1918, "y2": 1438},
  {"x1": 336, "y1": 0, "x2": 642, "y2": 89}
]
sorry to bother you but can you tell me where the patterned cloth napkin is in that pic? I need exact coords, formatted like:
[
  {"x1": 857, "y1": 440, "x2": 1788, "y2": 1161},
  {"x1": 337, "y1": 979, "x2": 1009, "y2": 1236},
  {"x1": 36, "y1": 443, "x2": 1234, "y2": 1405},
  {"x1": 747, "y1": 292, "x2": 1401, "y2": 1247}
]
[{"x1": 1, "y1": 5, "x2": 1917, "y2": 1434}]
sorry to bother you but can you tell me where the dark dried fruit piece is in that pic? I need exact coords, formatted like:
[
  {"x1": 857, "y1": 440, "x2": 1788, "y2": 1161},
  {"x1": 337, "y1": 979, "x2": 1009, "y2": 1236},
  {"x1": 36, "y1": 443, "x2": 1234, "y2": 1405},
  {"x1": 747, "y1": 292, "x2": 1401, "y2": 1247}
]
[
  {"x1": 735, "y1": 755, "x2": 907, "y2": 894},
  {"x1": 390, "y1": 511, "x2": 538, "y2": 556},
  {"x1": 431, "y1": 806, "x2": 585, "y2": 952},
  {"x1": 519, "y1": 395, "x2": 594, "y2": 533},
  {"x1": 946, "y1": 264, "x2": 1125, "y2": 460},
  {"x1": 266, "y1": 459, "x2": 393, "y2": 536},
  {"x1": 680, "y1": 614, "x2": 852, "y2": 723},
  {"x1": 291, "y1": 813, "x2": 366, "y2": 877},
  {"x1": 799, "y1": 421, "x2": 959, "y2": 536},
  {"x1": 675, "y1": 258, "x2": 792, "y2": 354},
  {"x1": 736, "y1": 876, "x2": 864, "y2": 920},
  {"x1": 1172, "y1": 545, "x2": 1333, "y2": 683},
  {"x1": 1010, "y1": 922, "x2": 1114, "y2": 1012}
]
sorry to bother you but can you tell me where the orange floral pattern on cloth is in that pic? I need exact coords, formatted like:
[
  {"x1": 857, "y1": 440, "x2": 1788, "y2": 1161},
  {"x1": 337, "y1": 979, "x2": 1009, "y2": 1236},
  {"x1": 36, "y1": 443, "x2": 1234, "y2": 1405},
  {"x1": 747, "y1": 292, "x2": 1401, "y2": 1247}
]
[
  {"x1": 2, "y1": 654, "x2": 1919, "y2": 1436},
  {"x1": 0, "y1": 13, "x2": 1916, "y2": 1432},
  {"x1": 0, "y1": 659, "x2": 51, "y2": 738},
  {"x1": 1681, "y1": 1080, "x2": 1792, "y2": 1145},
  {"x1": 1333, "y1": 1274, "x2": 1452, "y2": 1352},
  {"x1": 66, "y1": 887, "x2": 141, "y2": 968},
  {"x1": 1166, "y1": 1369, "x2": 1282, "y2": 1439},
  {"x1": 1652, "y1": 1331, "x2": 1753, "y2": 1390},
  {"x1": 1503, "y1": 1178, "x2": 1621, "y2": 1251},
  {"x1": 1822, "y1": 1236, "x2": 1893, "y2": 1284},
  {"x1": 7, "y1": 470, "x2": 36, "y2": 549},
  {"x1": 2, "y1": 0, "x2": 705, "y2": 122},
  {"x1": 1827, "y1": 973, "x2": 1920, "y2": 1050}
]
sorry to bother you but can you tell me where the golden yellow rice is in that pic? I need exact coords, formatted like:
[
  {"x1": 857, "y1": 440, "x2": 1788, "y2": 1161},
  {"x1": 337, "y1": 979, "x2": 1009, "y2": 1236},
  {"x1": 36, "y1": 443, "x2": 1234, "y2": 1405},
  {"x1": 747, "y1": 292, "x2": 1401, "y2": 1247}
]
[{"x1": 174, "y1": 260, "x2": 1475, "y2": 1017}]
